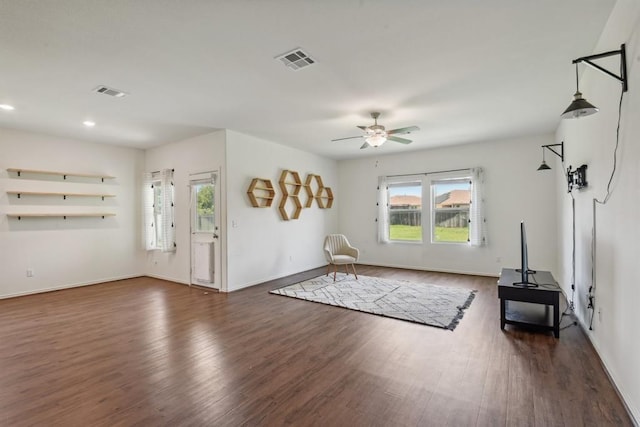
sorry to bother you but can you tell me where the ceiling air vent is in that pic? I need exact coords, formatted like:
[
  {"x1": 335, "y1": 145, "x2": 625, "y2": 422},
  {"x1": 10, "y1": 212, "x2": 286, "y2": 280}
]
[
  {"x1": 275, "y1": 48, "x2": 316, "y2": 71},
  {"x1": 93, "y1": 85, "x2": 128, "y2": 98}
]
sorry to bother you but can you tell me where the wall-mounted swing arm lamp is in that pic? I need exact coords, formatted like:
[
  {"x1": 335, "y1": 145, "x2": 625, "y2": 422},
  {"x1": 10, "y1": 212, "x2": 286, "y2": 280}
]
[
  {"x1": 561, "y1": 44, "x2": 628, "y2": 119},
  {"x1": 537, "y1": 142, "x2": 564, "y2": 171},
  {"x1": 537, "y1": 141, "x2": 588, "y2": 192}
]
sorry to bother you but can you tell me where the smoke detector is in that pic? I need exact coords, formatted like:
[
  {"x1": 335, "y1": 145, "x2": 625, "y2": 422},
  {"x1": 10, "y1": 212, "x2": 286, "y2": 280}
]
[
  {"x1": 93, "y1": 85, "x2": 128, "y2": 98},
  {"x1": 275, "y1": 48, "x2": 316, "y2": 71}
]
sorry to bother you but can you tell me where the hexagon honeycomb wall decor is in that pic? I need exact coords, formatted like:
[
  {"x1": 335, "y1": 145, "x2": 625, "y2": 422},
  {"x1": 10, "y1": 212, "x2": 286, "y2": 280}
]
[
  {"x1": 278, "y1": 170, "x2": 303, "y2": 220},
  {"x1": 247, "y1": 178, "x2": 275, "y2": 207},
  {"x1": 303, "y1": 174, "x2": 323, "y2": 208},
  {"x1": 316, "y1": 186, "x2": 334, "y2": 209}
]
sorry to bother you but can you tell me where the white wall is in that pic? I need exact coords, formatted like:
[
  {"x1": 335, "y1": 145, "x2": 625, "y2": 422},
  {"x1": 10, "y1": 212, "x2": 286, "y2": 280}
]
[
  {"x1": 0, "y1": 127, "x2": 144, "y2": 298},
  {"x1": 225, "y1": 130, "x2": 338, "y2": 291},
  {"x1": 144, "y1": 130, "x2": 226, "y2": 286},
  {"x1": 556, "y1": 1, "x2": 640, "y2": 422},
  {"x1": 337, "y1": 134, "x2": 558, "y2": 277}
]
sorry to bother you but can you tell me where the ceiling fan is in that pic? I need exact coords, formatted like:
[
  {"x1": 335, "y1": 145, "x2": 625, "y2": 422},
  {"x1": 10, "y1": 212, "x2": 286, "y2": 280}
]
[{"x1": 332, "y1": 112, "x2": 420, "y2": 149}]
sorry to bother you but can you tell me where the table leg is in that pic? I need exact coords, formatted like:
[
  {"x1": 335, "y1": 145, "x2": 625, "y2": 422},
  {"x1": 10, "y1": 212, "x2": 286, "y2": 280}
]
[{"x1": 500, "y1": 298, "x2": 506, "y2": 330}]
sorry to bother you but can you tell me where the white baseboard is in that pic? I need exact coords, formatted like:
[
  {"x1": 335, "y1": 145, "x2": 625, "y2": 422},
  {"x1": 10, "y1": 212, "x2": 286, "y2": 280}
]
[
  {"x1": 359, "y1": 261, "x2": 500, "y2": 278},
  {"x1": 227, "y1": 264, "x2": 327, "y2": 292},
  {"x1": 0, "y1": 274, "x2": 143, "y2": 300},
  {"x1": 576, "y1": 321, "x2": 639, "y2": 426},
  {"x1": 144, "y1": 273, "x2": 190, "y2": 286}
]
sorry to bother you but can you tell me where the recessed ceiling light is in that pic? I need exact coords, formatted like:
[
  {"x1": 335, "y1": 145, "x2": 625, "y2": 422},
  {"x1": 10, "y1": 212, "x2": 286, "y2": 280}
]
[
  {"x1": 0, "y1": 104, "x2": 15, "y2": 111},
  {"x1": 83, "y1": 120, "x2": 96, "y2": 127}
]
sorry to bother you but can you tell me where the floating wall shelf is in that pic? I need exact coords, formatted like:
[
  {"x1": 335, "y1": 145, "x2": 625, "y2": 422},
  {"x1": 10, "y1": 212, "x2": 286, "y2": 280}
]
[
  {"x1": 278, "y1": 170, "x2": 302, "y2": 220},
  {"x1": 316, "y1": 186, "x2": 334, "y2": 209},
  {"x1": 303, "y1": 174, "x2": 321, "y2": 208},
  {"x1": 7, "y1": 168, "x2": 115, "y2": 182},
  {"x1": 5, "y1": 168, "x2": 117, "y2": 221},
  {"x1": 247, "y1": 178, "x2": 275, "y2": 208},
  {"x1": 7, "y1": 213, "x2": 116, "y2": 220},
  {"x1": 303, "y1": 173, "x2": 333, "y2": 209},
  {"x1": 7, "y1": 191, "x2": 115, "y2": 200}
]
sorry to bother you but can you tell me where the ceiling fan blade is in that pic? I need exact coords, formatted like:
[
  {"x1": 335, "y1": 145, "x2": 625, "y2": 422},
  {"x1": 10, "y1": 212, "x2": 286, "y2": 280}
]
[
  {"x1": 357, "y1": 125, "x2": 368, "y2": 131},
  {"x1": 387, "y1": 126, "x2": 420, "y2": 135},
  {"x1": 360, "y1": 141, "x2": 370, "y2": 149},
  {"x1": 331, "y1": 135, "x2": 363, "y2": 142},
  {"x1": 388, "y1": 136, "x2": 412, "y2": 144}
]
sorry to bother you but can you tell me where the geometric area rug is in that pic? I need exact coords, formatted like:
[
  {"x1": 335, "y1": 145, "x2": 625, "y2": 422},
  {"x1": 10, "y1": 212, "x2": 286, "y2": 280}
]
[{"x1": 270, "y1": 274, "x2": 476, "y2": 331}]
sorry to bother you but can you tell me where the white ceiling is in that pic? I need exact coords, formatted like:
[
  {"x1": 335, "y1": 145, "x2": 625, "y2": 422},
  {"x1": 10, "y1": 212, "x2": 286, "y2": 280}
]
[{"x1": 0, "y1": 0, "x2": 616, "y2": 159}]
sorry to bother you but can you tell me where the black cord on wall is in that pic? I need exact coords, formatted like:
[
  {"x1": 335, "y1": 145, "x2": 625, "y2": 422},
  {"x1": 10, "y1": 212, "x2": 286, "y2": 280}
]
[
  {"x1": 560, "y1": 158, "x2": 576, "y2": 312},
  {"x1": 589, "y1": 86, "x2": 625, "y2": 330}
]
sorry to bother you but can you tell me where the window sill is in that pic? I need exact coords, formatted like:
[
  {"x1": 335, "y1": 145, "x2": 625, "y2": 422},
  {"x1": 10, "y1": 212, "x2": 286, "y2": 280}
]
[
  {"x1": 387, "y1": 240, "x2": 423, "y2": 245},
  {"x1": 431, "y1": 241, "x2": 470, "y2": 246}
]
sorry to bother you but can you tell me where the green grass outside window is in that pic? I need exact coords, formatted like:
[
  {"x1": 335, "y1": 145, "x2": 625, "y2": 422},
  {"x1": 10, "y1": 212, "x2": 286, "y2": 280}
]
[{"x1": 389, "y1": 225, "x2": 468, "y2": 243}]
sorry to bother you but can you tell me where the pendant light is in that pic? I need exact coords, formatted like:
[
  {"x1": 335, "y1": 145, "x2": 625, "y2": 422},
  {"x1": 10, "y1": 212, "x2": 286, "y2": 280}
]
[
  {"x1": 536, "y1": 142, "x2": 564, "y2": 171},
  {"x1": 561, "y1": 44, "x2": 627, "y2": 120},
  {"x1": 537, "y1": 147, "x2": 552, "y2": 170},
  {"x1": 561, "y1": 64, "x2": 598, "y2": 119}
]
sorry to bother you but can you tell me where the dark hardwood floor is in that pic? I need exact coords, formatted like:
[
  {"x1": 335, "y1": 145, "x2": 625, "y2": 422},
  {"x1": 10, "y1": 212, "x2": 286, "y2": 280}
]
[{"x1": 0, "y1": 266, "x2": 632, "y2": 426}]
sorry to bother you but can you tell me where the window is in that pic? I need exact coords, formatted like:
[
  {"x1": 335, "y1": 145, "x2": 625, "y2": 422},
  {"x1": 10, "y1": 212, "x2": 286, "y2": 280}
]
[
  {"x1": 388, "y1": 180, "x2": 422, "y2": 242},
  {"x1": 153, "y1": 179, "x2": 163, "y2": 247},
  {"x1": 143, "y1": 169, "x2": 175, "y2": 252},
  {"x1": 377, "y1": 168, "x2": 485, "y2": 246},
  {"x1": 431, "y1": 178, "x2": 471, "y2": 243},
  {"x1": 377, "y1": 174, "x2": 423, "y2": 243}
]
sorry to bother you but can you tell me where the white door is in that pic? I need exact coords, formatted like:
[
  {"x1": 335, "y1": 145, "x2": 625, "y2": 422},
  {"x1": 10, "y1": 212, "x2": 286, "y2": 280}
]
[{"x1": 190, "y1": 172, "x2": 220, "y2": 289}]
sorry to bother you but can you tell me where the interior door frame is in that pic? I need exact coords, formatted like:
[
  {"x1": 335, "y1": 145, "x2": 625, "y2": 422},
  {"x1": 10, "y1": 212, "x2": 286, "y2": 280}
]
[{"x1": 189, "y1": 170, "x2": 221, "y2": 289}]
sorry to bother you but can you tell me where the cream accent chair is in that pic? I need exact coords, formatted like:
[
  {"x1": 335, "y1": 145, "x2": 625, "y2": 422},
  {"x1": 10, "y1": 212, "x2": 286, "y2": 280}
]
[{"x1": 323, "y1": 234, "x2": 359, "y2": 282}]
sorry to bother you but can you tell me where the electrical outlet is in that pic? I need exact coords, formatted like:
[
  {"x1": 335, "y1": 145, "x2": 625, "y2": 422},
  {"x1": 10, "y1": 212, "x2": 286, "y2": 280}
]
[{"x1": 26, "y1": 268, "x2": 34, "y2": 277}]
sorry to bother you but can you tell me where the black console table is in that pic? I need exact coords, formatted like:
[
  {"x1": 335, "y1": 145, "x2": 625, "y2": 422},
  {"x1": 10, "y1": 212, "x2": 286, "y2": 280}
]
[{"x1": 498, "y1": 268, "x2": 562, "y2": 338}]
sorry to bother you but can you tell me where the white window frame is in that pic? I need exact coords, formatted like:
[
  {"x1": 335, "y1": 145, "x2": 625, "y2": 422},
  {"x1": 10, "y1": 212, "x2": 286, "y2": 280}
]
[
  {"x1": 378, "y1": 168, "x2": 486, "y2": 247},
  {"x1": 153, "y1": 179, "x2": 163, "y2": 248},
  {"x1": 430, "y1": 176, "x2": 472, "y2": 245},
  {"x1": 143, "y1": 169, "x2": 176, "y2": 252},
  {"x1": 378, "y1": 174, "x2": 424, "y2": 244},
  {"x1": 428, "y1": 168, "x2": 486, "y2": 246}
]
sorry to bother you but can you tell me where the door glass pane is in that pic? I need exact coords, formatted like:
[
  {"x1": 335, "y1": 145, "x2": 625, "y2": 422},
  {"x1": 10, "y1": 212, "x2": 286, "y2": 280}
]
[{"x1": 195, "y1": 183, "x2": 215, "y2": 232}]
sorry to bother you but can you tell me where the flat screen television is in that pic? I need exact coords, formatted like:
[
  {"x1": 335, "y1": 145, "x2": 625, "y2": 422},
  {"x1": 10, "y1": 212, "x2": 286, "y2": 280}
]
[{"x1": 513, "y1": 221, "x2": 538, "y2": 287}]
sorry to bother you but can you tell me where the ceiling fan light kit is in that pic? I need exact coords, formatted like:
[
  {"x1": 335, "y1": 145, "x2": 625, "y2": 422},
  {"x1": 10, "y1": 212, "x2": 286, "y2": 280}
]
[
  {"x1": 365, "y1": 134, "x2": 387, "y2": 147},
  {"x1": 332, "y1": 112, "x2": 419, "y2": 149}
]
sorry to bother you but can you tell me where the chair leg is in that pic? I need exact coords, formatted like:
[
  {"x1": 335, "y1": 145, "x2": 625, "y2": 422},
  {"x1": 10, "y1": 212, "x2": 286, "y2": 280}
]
[
  {"x1": 326, "y1": 263, "x2": 331, "y2": 277},
  {"x1": 352, "y1": 263, "x2": 358, "y2": 280},
  {"x1": 333, "y1": 264, "x2": 337, "y2": 282}
]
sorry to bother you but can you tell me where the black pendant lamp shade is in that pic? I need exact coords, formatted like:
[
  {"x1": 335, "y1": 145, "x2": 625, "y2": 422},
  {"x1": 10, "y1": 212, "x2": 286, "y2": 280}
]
[
  {"x1": 561, "y1": 90, "x2": 598, "y2": 119},
  {"x1": 537, "y1": 160, "x2": 552, "y2": 171},
  {"x1": 537, "y1": 146, "x2": 552, "y2": 170},
  {"x1": 561, "y1": 63, "x2": 599, "y2": 119}
]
